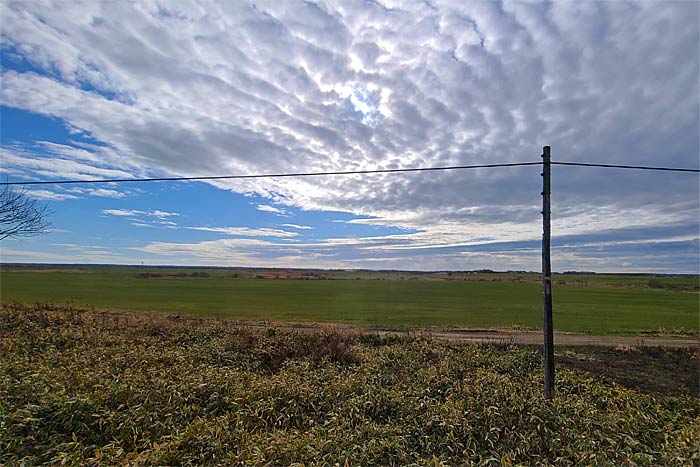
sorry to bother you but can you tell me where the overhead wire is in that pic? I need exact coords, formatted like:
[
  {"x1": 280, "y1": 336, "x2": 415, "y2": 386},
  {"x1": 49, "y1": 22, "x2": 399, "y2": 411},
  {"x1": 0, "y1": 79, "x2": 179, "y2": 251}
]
[
  {"x1": 0, "y1": 162, "x2": 542, "y2": 186},
  {"x1": 0, "y1": 160, "x2": 697, "y2": 186},
  {"x1": 551, "y1": 161, "x2": 700, "y2": 173}
]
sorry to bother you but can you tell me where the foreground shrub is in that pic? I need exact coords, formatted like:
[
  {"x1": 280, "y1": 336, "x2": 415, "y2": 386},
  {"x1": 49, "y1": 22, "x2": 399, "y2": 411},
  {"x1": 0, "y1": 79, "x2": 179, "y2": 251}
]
[{"x1": 0, "y1": 304, "x2": 698, "y2": 466}]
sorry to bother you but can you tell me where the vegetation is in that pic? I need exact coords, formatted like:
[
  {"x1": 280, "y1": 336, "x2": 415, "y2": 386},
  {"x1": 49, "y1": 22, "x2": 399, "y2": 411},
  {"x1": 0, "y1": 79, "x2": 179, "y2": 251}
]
[
  {"x1": 1, "y1": 304, "x2": 698, "y2": 466},
  {"x1": 0, "y1": 186, "x2": 51, "y2": 239},
  {"x1": 136, "y1": 271, "x2": 210, "y2": 279},
  {"x1": 1, "y1": 267, "x2": 698, "y2": 334}
]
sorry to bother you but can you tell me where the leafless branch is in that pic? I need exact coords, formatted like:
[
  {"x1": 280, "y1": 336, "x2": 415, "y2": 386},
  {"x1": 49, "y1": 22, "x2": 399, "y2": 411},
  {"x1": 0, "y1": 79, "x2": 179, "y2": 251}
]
[{"x1": 0, "y1": 185, "x2": 52, "y2": 239}]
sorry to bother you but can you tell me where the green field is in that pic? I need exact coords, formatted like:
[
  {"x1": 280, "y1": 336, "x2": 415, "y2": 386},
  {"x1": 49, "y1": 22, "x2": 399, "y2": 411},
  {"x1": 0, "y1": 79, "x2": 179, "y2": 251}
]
[{"x1": 1, "y1": 266, "x2": 697, "y2": 334}]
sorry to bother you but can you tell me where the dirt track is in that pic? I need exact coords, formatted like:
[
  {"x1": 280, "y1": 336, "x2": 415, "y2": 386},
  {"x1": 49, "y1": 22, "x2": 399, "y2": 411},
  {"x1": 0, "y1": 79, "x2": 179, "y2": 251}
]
[
  {"x1": 424, "y1": 329, "x2": 699, "y2": 348},
  {"x1": 234, "y1": 320, "x2": 699, "y2": 348}
]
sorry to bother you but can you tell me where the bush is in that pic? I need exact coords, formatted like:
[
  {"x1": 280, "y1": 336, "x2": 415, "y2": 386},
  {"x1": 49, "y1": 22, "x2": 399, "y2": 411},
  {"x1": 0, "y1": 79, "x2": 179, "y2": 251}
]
[{"x1": 1, "y1": 304, "x2": 698, "y2": 466}]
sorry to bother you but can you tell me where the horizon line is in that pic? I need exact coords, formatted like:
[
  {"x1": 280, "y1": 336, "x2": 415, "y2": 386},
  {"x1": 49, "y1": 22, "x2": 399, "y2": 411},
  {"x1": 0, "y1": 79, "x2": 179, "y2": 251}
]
[{"x1": 1, "y1": 261, "x2": 697, "y2": 276}]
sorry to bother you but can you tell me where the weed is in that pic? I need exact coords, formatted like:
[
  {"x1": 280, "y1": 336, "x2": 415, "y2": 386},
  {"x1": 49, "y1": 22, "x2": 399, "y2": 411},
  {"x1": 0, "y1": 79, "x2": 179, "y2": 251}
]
[{"x1": 1, "y1": 304, "x2": 698, "y2": 466}]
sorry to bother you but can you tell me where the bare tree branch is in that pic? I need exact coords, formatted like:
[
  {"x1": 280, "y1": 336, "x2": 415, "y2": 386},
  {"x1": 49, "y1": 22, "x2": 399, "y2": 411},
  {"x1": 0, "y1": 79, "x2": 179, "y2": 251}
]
[{"x1": 0, "y1": 185, "x2": 52, "y2": 239}]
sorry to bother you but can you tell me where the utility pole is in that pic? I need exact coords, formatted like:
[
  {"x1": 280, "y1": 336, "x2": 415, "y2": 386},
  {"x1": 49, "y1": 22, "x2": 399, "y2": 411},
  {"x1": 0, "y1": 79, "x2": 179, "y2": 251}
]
[{"x1": 541, "y1": 146, "x2": 555, "y2": 399}]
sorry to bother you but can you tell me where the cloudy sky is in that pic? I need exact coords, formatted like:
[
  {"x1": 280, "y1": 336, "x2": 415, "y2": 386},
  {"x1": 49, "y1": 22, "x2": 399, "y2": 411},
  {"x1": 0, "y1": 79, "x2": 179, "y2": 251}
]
[{"x1": 1, "y1": 0, "x2": 698, "y2": 272}]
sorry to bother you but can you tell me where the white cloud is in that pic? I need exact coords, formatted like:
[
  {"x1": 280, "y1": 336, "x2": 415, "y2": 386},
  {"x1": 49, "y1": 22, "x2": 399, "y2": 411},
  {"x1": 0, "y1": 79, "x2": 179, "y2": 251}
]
[
  {"x1": 67, "y1": 187, "x2": 126, "y2": 198},
  {"x1": 186, "y1": 226, "x2": 298, "y2": 238},
  {"x1": 102, "y1": 209, "x2": 142, "y2": 217},
  {"x1": 0, "y1": 247, "x2": 124, "y2": 262},
  {"x1": 23, "y1": 189, "x2": 79, "y2": 201},
  {"x1": 255, "y1": 204, "x2": 287, "y2": 215},
  {"x1": 1, "y1": 0, "x2": 697, "y2": 270},
  {"x1": 150, "y1": 210, "x2": 179, "y2": 219},
  {"x1": 0, "y1": 143, "x2": 139, "y2": 182},
  {"x1": 133, "y1": 238, "x2": 272, "y2": 265},
  {"x1": 51, "y1": 243, "x2": 111, "y2": 250},
  {"x1": 102, "y1": 209, "x2": 178, "y2": 218},
  {"x1": 281, "y1": 223, "x2": 313, "y2": 230},
  {"x1": 128, "y1": 230, "x2": 698, "y2": 273},
  {"x1": 101, "y1": 209, "x2": 180, "y2": 228}
]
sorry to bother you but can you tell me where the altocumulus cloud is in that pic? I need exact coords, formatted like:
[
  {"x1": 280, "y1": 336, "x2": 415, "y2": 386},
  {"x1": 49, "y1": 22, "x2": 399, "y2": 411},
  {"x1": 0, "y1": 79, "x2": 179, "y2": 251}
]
[{"x1": 0, "y1": 0, "x2": 698, "y2": 271}]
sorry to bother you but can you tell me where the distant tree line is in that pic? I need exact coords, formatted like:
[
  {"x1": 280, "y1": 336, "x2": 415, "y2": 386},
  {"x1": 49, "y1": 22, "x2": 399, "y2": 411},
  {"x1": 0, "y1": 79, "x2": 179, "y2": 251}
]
[{"x1": 136, "y1": 272, "x2": 210, "y2": 279}]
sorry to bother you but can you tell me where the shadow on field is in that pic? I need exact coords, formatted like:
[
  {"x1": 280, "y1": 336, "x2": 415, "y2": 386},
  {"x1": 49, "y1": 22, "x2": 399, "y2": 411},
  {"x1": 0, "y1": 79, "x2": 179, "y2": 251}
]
[{"x1": 555, "y1": 346, "x2": 699, "y2": 397}]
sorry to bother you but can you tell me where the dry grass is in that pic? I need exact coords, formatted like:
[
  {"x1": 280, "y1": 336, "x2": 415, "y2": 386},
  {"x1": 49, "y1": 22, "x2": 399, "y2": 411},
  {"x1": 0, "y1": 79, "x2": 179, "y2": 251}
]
[{"x1": 1, "y1": 304, "x2": 698, "y2": 466}]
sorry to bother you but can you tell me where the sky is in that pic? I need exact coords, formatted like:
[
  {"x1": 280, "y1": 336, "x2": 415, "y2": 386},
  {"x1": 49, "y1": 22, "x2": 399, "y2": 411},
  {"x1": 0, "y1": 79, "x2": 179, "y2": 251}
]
[{"x1": 0, "y1": 0, "x2": 698, "y2": 273}]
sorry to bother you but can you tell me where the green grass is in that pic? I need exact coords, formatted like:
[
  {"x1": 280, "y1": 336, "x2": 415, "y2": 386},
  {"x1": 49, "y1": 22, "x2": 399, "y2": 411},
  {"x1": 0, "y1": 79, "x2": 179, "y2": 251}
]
[
  {"x1": 1, "y1": 305, "x2": 698, "y2": 466},
  {"x1": 556, "y1": 273, "x2": 700, "y2": 289},
  {"x1": 1, "y1": 267, "x2": 698, "y2": 333}
]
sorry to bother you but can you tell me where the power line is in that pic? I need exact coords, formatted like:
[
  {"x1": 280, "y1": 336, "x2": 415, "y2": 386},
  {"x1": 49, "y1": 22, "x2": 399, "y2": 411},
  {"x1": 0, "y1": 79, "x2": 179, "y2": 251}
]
[
  {"x1": 0, "y1": 161, "x2": 542, "y2": 186},
  {"x1": 0, "y1": 160, "x2": 698, "y2": 187},
  {"x1": 551, "y1": 161, "x2": 700, "y2": 173}
]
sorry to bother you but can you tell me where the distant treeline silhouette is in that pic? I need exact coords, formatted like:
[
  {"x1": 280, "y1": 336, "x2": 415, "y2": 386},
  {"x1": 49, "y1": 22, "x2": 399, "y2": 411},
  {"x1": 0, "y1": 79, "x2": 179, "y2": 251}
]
[{"x1": 136, "y1": 272, "x2": 210, "y2": 279}]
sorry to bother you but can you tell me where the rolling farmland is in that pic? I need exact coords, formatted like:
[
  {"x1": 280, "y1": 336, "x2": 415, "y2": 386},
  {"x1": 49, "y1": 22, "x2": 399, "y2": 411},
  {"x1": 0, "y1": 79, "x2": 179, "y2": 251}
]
[
  {"x1": 1, "y1": 266, "x2": 697, "y2": 334},
  {"x1": 2, "y1": 270, "x2": 698, "y2": 465}
]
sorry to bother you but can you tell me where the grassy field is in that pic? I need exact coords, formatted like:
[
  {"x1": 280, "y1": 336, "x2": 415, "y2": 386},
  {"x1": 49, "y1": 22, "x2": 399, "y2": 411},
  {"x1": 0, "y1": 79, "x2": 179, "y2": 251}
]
[
  {"x1": 1, "y1": 305, "x2": 697, "y2": 466},
  {"x1": 0, "y1": 266, "x2": 698, "y2": 334}
]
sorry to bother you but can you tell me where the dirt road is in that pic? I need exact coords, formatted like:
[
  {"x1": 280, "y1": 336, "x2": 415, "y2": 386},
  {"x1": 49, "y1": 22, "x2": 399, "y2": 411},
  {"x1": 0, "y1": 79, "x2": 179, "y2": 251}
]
[
  {"x1": 424, "y1": 329, "x2": 699, "y2": 347},
  {"x1": 233, "y1": 320, "x2": 699, "y2": 348}
]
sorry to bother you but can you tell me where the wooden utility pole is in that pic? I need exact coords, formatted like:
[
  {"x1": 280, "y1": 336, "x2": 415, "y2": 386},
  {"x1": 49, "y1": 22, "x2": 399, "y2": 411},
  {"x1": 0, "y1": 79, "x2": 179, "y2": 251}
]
[{"x1": 541, "y1": 146, "x2": 555, "y2": 399}]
